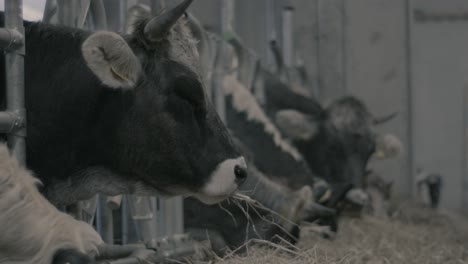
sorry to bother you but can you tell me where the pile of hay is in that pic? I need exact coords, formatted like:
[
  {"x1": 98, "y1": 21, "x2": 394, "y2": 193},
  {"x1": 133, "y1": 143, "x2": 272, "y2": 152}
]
[{"x1": 199, "y1": 202, "x2": 468, "y2": 264}]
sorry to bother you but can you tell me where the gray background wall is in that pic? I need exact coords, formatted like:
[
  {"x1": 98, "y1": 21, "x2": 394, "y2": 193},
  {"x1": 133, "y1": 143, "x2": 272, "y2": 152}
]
[
  {"x1": 409, "y1": 0, "x2": 468, "y2": 211},
  {"x1": 342, "y1": 0, "x2": 412, "y2": 199}
]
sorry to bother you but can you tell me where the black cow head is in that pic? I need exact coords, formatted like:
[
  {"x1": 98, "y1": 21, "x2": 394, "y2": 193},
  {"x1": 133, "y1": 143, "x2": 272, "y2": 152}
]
[
  {"x1": 275, "y1": 96, "x2": 397, "y2": 204},
  {"x1": 80, "y1": 0, "x2": 246, "y2": 204}
]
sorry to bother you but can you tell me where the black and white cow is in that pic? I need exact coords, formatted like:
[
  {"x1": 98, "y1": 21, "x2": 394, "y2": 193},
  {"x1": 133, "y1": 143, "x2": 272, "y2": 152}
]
[
  {"x1": 0, "y1": 0, "x2": 246, "y2": 207},
  {"x1": 261, "y1": 68, "x2": 398, "y2": 209},
  {"x1": 185, "y1": 136, "x2": 325, "y2": 256}
]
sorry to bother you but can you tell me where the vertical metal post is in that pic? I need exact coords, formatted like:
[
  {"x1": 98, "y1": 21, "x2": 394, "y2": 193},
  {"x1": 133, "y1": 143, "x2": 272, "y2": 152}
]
[
  {"x1": 157, "y1": 197, "x2": 184, "y2": 236},
  {"x1": 96, "y1": 195, "x2": 114, "y2": 244},
  {"x1": 405, "y1": 0, "x2": 415, "y2": 198},
  {"x1": 214, "y1": 0, "x2": 234, "y2": 123},
  {"x1": 121, "y1": 197, "x2": 129, "y2": 244},
  {"x1": 463, "y1": 84, "x2": 468, "y2": 213},
  {"x1": 90, "y1": 0, "x2": 108, "y2": 30},
  {"x1": 43, "y1": 0, "x2": 57, "y2": 23},
  {"x1": 112, "y1": 0, "x2": 129, "y2": 244},
  {"x1": 5, "y1": 0, "x2": 26, "y2": 164},
  {"x1": 119, "y1": 0, "x2": 128, "y2": 32},
  {"x1": 127, "y1": 195, "x2": 157, "y2": 242},
  {"x1": 57, "y1": 0, "x2": 78, "y2": 27},
  {"x1": 102, "y1": 0, "x2": 126, "y2": 31},
  {"x1": 282, "y1": 6, "x2": 294, "y2": 70},
  {"x1": 265, "y1": 0, "x2": 276, "y2": 71}
]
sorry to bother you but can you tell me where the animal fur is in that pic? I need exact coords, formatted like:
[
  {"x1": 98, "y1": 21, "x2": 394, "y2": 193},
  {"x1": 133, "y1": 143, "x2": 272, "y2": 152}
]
[{"x1": 0, "y1": 144, "x2": 103, "y2": 264}]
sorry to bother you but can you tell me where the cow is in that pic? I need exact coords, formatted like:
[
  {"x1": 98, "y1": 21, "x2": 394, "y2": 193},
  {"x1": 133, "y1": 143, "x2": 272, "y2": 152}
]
[
  {"x1": 258, "y1": 46, "x2": 399, "y2": 208},
  {"x1": 185, "y1": 135, "x2": 335, "y2": 256},
  {"x1": 0, "y1": 0, "x2": 246, "y2": 208},
  {"x1": 273, "y1": 95, "x2": 398, "y2": 207},
  {"x1": 0, "y1": 143, "x2": 102, "y2": 264}
]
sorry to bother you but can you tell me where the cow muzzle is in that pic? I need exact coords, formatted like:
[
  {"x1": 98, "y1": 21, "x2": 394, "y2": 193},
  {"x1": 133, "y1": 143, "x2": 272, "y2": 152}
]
[
  {"x1": 345, "y1": 188, "x2": 370, "y2": 206},
  {"x1": 194, "y1": 157, "x2": 247, "y2": 204}
]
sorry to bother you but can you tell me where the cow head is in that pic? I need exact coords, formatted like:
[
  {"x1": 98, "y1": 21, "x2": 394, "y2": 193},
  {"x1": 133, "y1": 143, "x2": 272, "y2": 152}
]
[
  {"x1": 80, "y1": 0, "x2": 246, "y2": 204},
  {"x1": 275, "y1": 97, "x2": 397, "y2": 202}
]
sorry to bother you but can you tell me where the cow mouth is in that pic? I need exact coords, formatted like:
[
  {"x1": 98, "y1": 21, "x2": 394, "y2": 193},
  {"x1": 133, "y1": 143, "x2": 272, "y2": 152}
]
[
  {"x1": 191, "y1": 189, "x2": 238, "y2": 205},
  {"x1": 135, "y1": 177, "x2": 236, "y2": 205},
  {"x1": 191, "y1": 156, "x2": 246, "y2": 205}
]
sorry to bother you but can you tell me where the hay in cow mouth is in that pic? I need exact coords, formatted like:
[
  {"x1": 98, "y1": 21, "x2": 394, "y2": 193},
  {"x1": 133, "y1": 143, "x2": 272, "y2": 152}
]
[{"x1": 188, "y1": 200, "x2": 468, "y2": 264}]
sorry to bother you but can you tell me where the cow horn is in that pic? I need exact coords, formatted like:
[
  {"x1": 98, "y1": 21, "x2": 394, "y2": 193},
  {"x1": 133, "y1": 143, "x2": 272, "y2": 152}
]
[
  {"x1": 144, "y1": 0, "x2": 194, "y2": 42},
  {"x1": 373, "y1": 112, "x2": 398, "y2": 125},
  {"x1": 186, "y1": 13, "x2": 204, "y2": 40}
]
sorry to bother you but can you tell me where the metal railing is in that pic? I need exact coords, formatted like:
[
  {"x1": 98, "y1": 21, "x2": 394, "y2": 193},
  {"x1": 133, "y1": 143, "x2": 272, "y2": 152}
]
[{"x1": 0, "y1": 0, "x2": 26, "y2": 165}]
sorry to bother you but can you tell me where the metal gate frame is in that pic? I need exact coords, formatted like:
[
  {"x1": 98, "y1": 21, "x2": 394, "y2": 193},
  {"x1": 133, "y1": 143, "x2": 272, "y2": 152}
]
[{"x1": 0, "y1": 0, "x2": 26, "y2": 165}]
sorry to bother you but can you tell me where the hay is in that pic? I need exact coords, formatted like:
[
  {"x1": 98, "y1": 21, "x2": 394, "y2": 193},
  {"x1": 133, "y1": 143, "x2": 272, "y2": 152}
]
[{"x1": 192, "y1": 201, "x2": 468, "y2": 264}]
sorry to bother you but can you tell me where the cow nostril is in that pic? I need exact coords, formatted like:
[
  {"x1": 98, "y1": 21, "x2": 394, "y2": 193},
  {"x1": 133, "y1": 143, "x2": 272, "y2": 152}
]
[{"x1": 234, "y1": 165, "x2": 247, "y2": 184}]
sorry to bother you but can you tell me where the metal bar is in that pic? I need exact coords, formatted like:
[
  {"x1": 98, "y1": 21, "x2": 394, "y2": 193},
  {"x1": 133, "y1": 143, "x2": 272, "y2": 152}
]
[
  {"x1": 127, "y1": 195, "x2": 157, "y2": 243},
  {"x1": 156, "y1": 197, "x2": 184, "y2": 237},
  {"x1": 206, "y1": 33, "x2": 221, "y2": 102},
  {"x1": 0, "y1": 27, "x2": 23, "y2": 50},
  {"x1": 90, "y1": 0, "x2": 108, "y2": 30},
  {"x1": 119, "y1": 0, "x2": 128, "y2": 32},
  {"x1": 340, "y1": 0, "x2": 347, "y2": 94},
  {"x1": 214, "y1": 0, "x2": 234, "y2": 123},
  {"x1": 282, "y1": 5, "x2": 294, "y2": 69},
  {"x1": 0, "y1": 111, "x2": 19, "y2": 133},
  {"x1": 77, "y1": 0, "x2": 92, "y2": 29},
  {"x1": 405, "y1": 0, "x2": 415, "y2": 198},
  {"x1": 270, "y1": 39, "x2": 285, "y2": 79},
  {"x1": 57, "y1": 0, "x2": 77, "y2": 27},
  {"x1": 121, "y1": 196, "x2": 129, "y2": 244},
  {"x1": 96, "y1": 194, "x2": 114, "y2": 244},
  {"x1": 264, "y1": 0, "x2": 276, "y2": 71},
  {"x1": 42, "y1": 0, "x2": 57, "y2": 23},
  {"x1": 463, "y1": 84, "x2": 468, "y2": 213},
  {"x1": 5, "y1": 0, "x2": 26, "y2": 164},
  {"x1": 314, "y1": 0, "x2": 322, "y2": 99}
]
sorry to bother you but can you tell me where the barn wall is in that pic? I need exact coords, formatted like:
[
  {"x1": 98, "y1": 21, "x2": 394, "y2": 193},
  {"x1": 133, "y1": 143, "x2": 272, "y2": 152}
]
[
  {"x1": 409, "y1": 0, "x2": 468, "y2": 211},
  {"x1": 280, "y1": 0, "x2": 347, "y2": 101},
  {"x1": 343, "y1": 0, "x2": 412, "y2": 198}
]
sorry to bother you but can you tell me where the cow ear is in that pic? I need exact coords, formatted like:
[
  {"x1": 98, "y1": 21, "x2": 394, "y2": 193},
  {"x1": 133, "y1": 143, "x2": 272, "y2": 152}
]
[
  {"x1": 275, "y1": 109, "x2": 319, "y2": 141},
  {"x1": 82, "y1": 31, "x2": 141, "y2": 89}
]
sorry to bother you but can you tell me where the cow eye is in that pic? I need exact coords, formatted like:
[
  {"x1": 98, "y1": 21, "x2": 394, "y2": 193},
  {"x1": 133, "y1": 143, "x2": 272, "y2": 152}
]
[{"x1": 173, "y1": 77, "x2": 205, "y2": 112}]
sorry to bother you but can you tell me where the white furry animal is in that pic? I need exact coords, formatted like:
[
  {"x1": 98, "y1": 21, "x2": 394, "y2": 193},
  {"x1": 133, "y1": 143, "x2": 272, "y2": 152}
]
[{"x1": 0, "y1": 144, "x2": 103, "y2": 264}]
